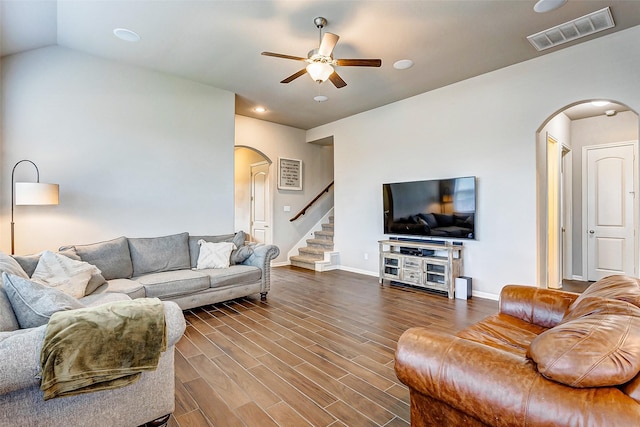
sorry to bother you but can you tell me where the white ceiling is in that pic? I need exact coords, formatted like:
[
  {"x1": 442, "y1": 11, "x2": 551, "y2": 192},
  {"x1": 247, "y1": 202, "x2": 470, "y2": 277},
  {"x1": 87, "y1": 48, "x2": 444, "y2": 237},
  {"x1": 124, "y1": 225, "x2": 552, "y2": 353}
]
[{"x1": 1, "y1": 0, "x2": 639, "y2": 129}]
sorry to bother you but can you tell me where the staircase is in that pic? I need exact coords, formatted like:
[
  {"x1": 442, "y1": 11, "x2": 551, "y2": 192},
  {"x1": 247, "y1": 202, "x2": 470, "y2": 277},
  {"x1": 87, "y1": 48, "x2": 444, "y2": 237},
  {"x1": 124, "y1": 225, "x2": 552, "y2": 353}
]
[{"x1": 290, "y1": 216, "x2": 338, "y2": 271}]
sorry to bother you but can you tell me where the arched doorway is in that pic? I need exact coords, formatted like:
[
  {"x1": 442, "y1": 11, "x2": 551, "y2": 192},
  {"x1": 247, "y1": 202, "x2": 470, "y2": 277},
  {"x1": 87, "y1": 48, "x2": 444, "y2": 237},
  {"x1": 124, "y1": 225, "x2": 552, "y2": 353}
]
[
  {"x1": 234, "y1": 146, "x2": 273, "y2": 244},
  {"x1": 537, "y1": 100, "x2": 639, "y2": 289}
]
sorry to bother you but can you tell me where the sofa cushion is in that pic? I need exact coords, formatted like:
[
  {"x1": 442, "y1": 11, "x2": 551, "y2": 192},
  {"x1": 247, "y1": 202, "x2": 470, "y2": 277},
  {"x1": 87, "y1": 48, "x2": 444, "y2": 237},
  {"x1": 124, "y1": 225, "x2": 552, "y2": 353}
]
[
  {"x1": 61, "y1": 237, "x2": 133, "y2": 281},
  {"x1": 104, "y1": 279, "x2": 146, "y2": 299},
  {"x1": 128, "y1": 232, "x2": 190, "y2": 277},
  {"x1": 188, "y1": 234, "x2": 235, "y2": 268},
  {"x1": 565, "y1": 275, "x2": 640, "y2": 317},
  {"x1": 200, "y1": 265, "x2": 262, "y2": 289},
  {"x1": 31, "y1": 251, "x2": 99, "y2": 299},
  {"x1": 529, "y1": 297, "x2": 640, "y2": 388},
  {"x1": 2, "y1": 273, "x2": 85, "y2": 329},
  {"x1": 135, "y1": 270, "x2": 210, "y2": 298},
  {"x1": 230, "y1": 245, "x2": 254, "y2": 265}
]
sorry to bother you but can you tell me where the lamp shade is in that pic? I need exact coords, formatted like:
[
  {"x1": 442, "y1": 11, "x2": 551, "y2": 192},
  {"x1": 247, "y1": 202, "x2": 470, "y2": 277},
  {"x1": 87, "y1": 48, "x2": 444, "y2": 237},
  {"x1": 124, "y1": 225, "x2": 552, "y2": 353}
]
[{"x1": 15, "y1": 182, "x2": 59, "y2": 205}]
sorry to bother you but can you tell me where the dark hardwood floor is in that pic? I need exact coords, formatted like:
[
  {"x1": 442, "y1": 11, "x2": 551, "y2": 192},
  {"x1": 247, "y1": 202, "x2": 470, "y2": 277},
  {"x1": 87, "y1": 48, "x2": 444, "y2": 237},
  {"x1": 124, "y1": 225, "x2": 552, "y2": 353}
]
[{"x1": 169, "y1": 266, "x2": 499, "y2": 427}]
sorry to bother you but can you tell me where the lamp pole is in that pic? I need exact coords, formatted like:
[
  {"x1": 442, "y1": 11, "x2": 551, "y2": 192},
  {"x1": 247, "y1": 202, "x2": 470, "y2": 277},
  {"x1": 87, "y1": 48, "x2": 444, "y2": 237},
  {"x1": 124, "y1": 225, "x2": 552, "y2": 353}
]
[{"x1": 11, "y1": 160, "x2": 41, "y2": 255}]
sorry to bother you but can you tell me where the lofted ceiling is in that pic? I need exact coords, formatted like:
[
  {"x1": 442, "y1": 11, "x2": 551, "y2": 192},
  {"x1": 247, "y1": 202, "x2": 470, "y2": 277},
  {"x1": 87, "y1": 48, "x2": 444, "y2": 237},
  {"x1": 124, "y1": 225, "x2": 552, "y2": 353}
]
[{"x1": 1, "y1": 0, "x2": 639, "y2": 130}]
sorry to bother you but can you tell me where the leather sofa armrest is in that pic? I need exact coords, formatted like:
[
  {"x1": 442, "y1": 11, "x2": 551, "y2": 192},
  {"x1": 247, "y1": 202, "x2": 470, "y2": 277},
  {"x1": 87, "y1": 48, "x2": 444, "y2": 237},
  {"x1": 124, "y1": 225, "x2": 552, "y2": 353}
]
[
  {"x1": 395, "y1": 327, "x2": 640, "y2": 426},
  {"x1": 499, "y1": 285, "x2": 579, "y2": 328}
]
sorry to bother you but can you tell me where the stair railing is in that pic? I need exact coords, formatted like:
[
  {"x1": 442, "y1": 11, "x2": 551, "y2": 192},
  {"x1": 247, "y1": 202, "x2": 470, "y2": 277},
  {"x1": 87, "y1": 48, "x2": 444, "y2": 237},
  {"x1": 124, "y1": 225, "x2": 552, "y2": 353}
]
[{"x1": 290, "y1": 181, "x2": 334, "y2": 222}]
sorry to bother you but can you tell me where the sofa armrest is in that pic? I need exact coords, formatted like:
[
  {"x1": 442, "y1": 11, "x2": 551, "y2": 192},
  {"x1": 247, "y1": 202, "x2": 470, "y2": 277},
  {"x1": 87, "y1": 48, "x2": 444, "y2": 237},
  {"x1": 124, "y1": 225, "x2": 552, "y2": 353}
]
[
  {"x1": 242, "y1": 244, "x2": 280, "y2": 293},
  {"x1": 499, "y1": 285, "x2": 579, "y2": 328},
  {"x1": 395, "y1": 327, "x2": 640, "y2": 426},
  {"x1": 163, "y1": 301, "x2": 186, "y2": 346},
  {"x1": 0, "y1": 326, "x2": 46, "y2": 394}
]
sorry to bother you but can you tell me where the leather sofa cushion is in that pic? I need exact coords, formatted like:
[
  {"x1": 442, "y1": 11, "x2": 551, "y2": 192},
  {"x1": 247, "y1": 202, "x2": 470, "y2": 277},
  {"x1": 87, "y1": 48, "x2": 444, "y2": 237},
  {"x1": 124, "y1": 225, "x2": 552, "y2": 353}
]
[
  {"x1": 529, "y1": 297, "x2": 640, "y2": 387},
  {"x1": 128, "y1": 233, "x2": 191, "y2": 276},
  {"x1": 457, "y1": 313, "x2": 548, "y2": 356},
  {"x1": 136, "y1": 270, "x2": 210, "y2": 298},
  {"x1": 565, "y1": 275, "x2": 640, "y2": 317}
]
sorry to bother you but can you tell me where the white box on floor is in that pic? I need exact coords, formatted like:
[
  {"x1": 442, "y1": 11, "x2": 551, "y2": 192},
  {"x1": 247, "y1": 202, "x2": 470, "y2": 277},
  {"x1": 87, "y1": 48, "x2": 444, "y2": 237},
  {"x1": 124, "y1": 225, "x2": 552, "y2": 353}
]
[{"x1": 455, "y1": 276, "x2": 472, "y2": 299}]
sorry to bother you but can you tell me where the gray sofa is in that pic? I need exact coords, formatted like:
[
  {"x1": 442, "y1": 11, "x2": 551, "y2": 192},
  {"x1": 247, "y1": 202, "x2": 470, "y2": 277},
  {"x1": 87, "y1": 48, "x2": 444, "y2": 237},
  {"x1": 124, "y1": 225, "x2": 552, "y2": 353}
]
[
  {"x1": 0, "y1": 231, "x2": 279, "y2": 426},
  {"x1": 0, "y1": 282, "x2": 186, "y2": 427},
  {"x1": 52, "y1": 231, "x2": 279, "y2": 310}
]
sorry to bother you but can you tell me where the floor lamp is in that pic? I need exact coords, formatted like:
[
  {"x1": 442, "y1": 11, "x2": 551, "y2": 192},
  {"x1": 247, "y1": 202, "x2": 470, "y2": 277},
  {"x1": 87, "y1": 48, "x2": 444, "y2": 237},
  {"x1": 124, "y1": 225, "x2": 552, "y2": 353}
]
[{"x1": 11, "y1": 160, "x2": 59, "y2": 255}]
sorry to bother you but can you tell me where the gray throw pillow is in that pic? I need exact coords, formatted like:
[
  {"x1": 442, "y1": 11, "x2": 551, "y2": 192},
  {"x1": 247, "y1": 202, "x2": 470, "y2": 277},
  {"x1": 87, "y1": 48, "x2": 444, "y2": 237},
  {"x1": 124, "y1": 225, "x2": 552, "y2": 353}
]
[
  {"x1": 230, "y1": 245, "x2": 254, "y2": 265},
  {"x1": 0, "y1": 254, "x2": 30, "y2": 332},
  {"x1": 2, "y1": 272, "x2": 85, "y2": 329},
  {"x1": 60, "y1": 236, "x2": 133, "y2": 280},
  {"x1": 128, "y1": 232, "x2": 190, "y2": 276}
]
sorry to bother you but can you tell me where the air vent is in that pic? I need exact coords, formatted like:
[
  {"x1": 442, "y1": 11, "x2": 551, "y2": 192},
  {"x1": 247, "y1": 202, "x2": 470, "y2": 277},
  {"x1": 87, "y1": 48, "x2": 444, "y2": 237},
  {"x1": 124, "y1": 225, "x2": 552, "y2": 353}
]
[{"x1": 527, "y1": 7, "x2": 614, "y2": 51}]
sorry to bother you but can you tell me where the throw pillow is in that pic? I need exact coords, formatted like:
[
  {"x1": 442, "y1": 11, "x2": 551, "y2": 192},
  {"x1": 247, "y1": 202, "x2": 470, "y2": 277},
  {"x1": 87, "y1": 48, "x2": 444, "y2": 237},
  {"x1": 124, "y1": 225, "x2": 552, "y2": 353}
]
[
  {"x1": 0, "y1": 253, "x2": 30, "y2": 332},
  {"x1": 196, "y1": 240, "x2": 235, "y2": 269},
  {"x1": 2, "y1": 272, "x2": 85, "y2": 329},
  {"x1": 31, "y1": 251, "x2": 99, "y2": 299},
  {"x1": 528, "y1": 297, "x2": 640, "y2": 388},
  {"x1": 231, "y1": 245, "x2": 254, "y2": 265}
]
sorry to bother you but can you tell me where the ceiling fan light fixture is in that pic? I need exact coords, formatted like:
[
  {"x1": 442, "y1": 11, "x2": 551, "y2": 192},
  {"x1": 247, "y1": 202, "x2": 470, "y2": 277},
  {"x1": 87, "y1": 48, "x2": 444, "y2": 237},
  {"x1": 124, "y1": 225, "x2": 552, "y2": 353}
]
[
  {"x1": 314, "y1": 95, "x2": 329, "y2": 102},
  {"x1": 306, "y1": 62, "x2": 334, "y2": 83}
]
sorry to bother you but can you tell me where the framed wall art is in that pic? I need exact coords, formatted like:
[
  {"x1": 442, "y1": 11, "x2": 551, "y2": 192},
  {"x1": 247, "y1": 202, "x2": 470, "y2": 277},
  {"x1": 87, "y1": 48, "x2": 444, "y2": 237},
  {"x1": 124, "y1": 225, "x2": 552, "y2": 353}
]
[{"x1": 278, "y1": 157, "x2": 302, "y2": 190}]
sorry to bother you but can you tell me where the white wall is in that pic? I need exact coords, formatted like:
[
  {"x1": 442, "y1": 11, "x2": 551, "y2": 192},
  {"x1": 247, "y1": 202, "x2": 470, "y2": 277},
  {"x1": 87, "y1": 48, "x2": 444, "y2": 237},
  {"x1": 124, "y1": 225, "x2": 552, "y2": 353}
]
[
  {"x1": 235, "y1": 115, "x2": 334, "y2": 263},
  {"x1": 307, "y1": 26, "x2": 640, "y2": 299},
  {"x1": 1, "y1": 46, "x2": 236, "y2": 254}
]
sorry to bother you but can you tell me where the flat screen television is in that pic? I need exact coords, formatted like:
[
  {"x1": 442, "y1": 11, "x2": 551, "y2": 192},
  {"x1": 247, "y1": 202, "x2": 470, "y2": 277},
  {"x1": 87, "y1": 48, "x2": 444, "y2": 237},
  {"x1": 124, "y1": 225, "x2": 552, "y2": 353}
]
[{"x1": 383, "y1": 176, "x2": 476, "y2": 239}]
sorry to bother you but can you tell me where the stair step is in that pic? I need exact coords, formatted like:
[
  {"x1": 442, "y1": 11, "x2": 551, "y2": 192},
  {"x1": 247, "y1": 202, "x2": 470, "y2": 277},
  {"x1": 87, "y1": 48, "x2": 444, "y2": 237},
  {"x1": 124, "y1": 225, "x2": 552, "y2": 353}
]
[
  {"x1": 299, "y1": 247, "x2": 326, "y2": 258},
  {"x1": 322, "y1": 223, "x2": 334, "y2": 232},
  {"x1": 328, "y1": 216, "x2": 334, "y2": 224},
  {"x1": 307, "y1": 238, "x2": 334, "y2": 249},
  {"x1": 290, "y1": 255, "x2": 319, "y2": 270},
  {"x1": 314, "y1": 230, "x2": 334, "y2": 239}
]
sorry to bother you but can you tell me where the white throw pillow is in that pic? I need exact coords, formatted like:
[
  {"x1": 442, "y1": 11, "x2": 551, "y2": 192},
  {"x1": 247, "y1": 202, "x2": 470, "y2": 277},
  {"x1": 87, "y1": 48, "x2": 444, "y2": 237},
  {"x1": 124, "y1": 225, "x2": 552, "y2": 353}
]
[
  {"x1": 32, "y1": 250, "x2": 100, "y2": 299},
  {"x1": 196, "y1": 240, "x2": 236, "y2": 269}
]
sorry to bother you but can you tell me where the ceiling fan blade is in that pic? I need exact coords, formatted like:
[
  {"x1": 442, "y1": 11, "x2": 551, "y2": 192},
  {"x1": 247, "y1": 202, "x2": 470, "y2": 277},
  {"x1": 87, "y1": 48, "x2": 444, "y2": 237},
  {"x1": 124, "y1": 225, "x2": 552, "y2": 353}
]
[
  {"x1": 329, "y1": 71, "x2": 347, "y2": 88},
  {"x1": 318, "y1": 32, "x2": 339, "y2": 57},
  {"x1": 281, "y1": 68, "x2": 307, "y2": 83},
  {"x1": 262, "y1": 52, "x2": 307, "y2": 61},
  {"x1": 335, "y1": 58, "x2": 382, "y2": 67}
]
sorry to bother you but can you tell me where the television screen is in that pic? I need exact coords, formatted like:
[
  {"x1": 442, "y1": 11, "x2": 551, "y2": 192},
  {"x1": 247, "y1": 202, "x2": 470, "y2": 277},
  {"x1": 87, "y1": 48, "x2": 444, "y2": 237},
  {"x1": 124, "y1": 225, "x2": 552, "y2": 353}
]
[{"x1": 383, "y1": 176, "x2": 476, "y2": 239}]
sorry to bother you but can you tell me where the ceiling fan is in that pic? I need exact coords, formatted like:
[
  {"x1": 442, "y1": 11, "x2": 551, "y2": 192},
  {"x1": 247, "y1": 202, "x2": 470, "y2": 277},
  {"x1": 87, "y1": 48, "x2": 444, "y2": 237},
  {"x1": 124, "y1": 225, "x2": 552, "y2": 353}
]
[{"x1": 261, "y1": 17, "x2": 382, "y2": 88}]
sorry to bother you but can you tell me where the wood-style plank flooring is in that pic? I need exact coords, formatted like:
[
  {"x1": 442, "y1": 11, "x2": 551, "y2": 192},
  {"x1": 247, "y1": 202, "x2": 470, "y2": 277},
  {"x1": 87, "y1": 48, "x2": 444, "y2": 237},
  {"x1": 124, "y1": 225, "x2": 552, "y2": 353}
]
[{"x1": 168, "y1": 266, "x2": 499, "y2": 427}]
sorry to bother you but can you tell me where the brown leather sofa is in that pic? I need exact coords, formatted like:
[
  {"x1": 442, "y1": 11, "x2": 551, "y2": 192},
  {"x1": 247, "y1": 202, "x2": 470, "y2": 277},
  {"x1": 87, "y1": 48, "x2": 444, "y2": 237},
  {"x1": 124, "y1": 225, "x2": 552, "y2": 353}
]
[{"x1": 395, "y1": 275, "x2": 640, "y2": 426}]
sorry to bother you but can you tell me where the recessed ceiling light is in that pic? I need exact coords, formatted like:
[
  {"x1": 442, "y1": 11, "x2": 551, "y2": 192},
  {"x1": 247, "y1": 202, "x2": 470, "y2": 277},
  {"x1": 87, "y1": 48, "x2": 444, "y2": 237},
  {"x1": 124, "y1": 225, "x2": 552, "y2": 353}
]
[
  {"x1": 533, "y1": 0, "x2": 567, "y2": 13},
  {"x1": 605, "y1": 109, "x2": 617, "y2": 116},
  {"x1": 113, "y1": 28, "x2": 140, "y2": 42},
  {"x1": 254, "y1": 106, "x2": 266, "y2": 113},
  {"x1": 313, "y1": 95, "x2": 328, "y2": 102},
  {"x1": 393, "y1": 59, "x2": 414, "y2": 70},
  {"x1": 591, "y1": 100, "x2": 610, "y2": 107}
]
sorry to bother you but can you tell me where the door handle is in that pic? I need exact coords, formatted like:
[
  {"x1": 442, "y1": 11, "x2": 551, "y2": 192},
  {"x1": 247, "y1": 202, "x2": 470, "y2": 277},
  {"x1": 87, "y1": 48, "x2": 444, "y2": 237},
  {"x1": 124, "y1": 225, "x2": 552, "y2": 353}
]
[{"x1": 589, "y1": 230, "x2": 595, "y2": 234}]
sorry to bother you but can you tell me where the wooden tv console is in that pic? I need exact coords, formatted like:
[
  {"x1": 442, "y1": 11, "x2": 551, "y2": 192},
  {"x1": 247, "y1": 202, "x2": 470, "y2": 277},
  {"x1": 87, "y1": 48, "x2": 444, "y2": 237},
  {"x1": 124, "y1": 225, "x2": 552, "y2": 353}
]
[{"x1": 378, "y1": 239, "x2": 463, "y2": 299}]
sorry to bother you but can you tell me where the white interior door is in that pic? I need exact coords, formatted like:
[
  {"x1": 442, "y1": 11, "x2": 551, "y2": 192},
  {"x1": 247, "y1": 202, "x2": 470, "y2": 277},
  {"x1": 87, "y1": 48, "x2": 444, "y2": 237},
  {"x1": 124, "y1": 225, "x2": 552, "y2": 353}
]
[
  {"x1": 250, "y1": 162, "x2": 271, "y2": 244},
  {"x1": 585, "y1": 143, "x2": 636, "y2": 281}
]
